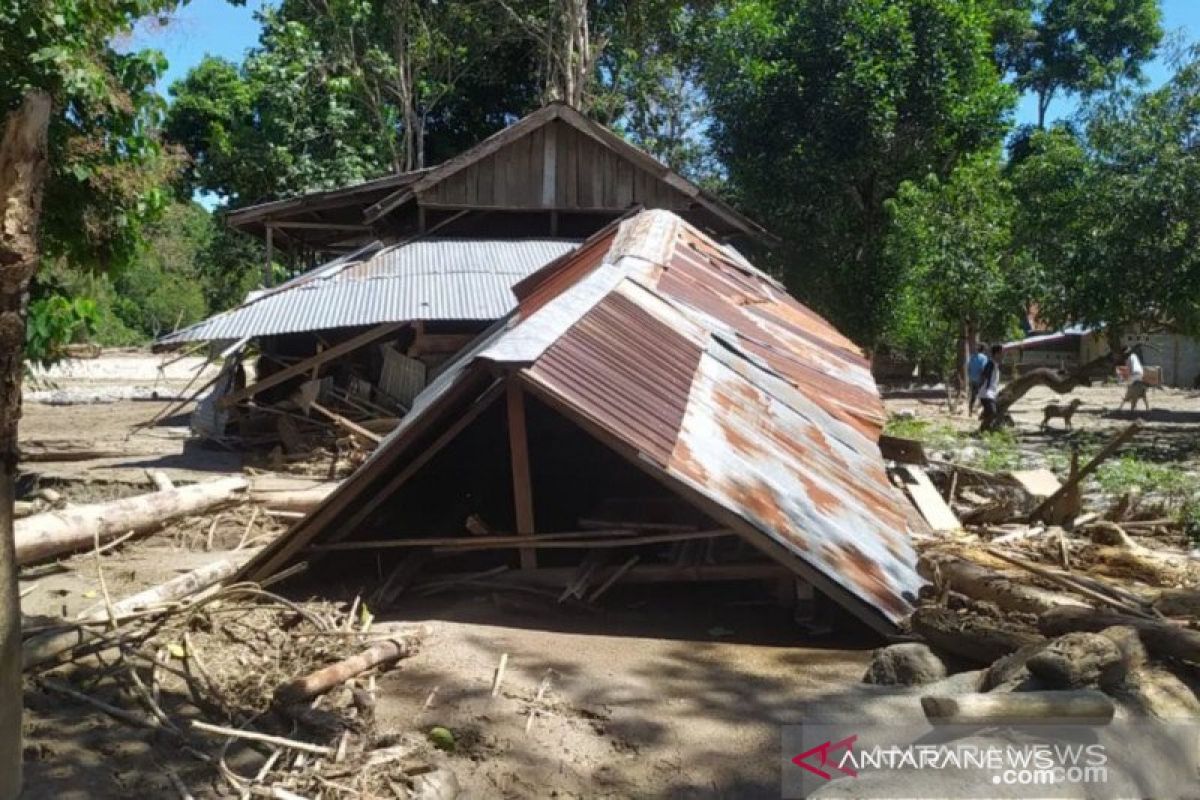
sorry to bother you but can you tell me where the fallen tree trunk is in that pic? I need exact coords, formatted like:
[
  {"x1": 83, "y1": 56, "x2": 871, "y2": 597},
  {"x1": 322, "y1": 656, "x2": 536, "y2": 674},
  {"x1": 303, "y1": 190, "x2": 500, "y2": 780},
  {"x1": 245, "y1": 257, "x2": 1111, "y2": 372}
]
[
  {"x1": 1038, "y1": 606, "x2": 1200, "y2": 665},
  {"x1": 918, "y1": 553, "x2": 1088, "y2": 614},
  {"x1": 22, "y1": 551, "x2": 256, "y2": 671},
  {"x1": 922, "y1": 690, "x2": 1114, "y2": 724},
  {"x1": 274, "y1": 630, "x2": 423, "y2": 704},
  {"x1": 994, "y1": 353, "x2": 1115, "y2": 418},
  {"x1": 911, "y1": 606, "x2": 1045, "y2": 665},
  {"x1": 14, "y1": 476, "x2": 248, "y2": 565},
  {"x1": 249, "y1": 482, "x2": 338, "y2": 513}
]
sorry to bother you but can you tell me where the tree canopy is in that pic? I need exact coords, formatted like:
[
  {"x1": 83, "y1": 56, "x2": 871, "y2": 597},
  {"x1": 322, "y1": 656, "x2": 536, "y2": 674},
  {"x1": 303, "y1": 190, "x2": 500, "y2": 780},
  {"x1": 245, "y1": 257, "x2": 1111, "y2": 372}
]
[{"x1": 700, "y1": 0, "x2": 1016, "y2": 346}]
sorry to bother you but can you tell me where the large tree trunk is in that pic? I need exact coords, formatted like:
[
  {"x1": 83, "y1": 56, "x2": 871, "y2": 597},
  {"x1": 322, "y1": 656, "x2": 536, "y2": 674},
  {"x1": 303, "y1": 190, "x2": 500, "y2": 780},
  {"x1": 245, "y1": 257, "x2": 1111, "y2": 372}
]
[
  {"x1": 983, "y1": 352, "x2": 1117, "y2": 430},
  {"x1": 14, "y1": 476, "x2": 249, "y2": 565},
  {"x1": 0, "y1": 90, "x2": 52, "y2": 800}
]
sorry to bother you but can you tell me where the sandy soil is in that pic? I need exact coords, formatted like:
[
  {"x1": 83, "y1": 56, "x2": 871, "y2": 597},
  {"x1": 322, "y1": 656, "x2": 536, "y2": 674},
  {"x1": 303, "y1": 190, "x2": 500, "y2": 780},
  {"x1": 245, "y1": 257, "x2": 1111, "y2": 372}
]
[{"x1": 20, "y1": 351, "x2": 239, "y2": 485}]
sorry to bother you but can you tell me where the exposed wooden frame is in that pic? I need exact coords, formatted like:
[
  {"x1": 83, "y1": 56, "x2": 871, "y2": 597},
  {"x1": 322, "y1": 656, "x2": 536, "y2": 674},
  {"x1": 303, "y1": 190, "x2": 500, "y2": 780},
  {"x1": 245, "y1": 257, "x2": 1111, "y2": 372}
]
[
  {"x1": 321, "y1": 377, "x2": 507, "y2": 547},
  {"x1": 218, "y1": 323, "x2": 404, "y2": 409},
  {"x1": 506, "y1": 380, "x2": 537, "y2": 569},
  {"x1": 515, "y1": 372, "x2": 900, "y2": 637},
  {"x1": 268, "y1": 221, "x2": 373, "y2": 232},
  {"x1": 228, "y1": 170, "x2": 429, "y2": 228}
]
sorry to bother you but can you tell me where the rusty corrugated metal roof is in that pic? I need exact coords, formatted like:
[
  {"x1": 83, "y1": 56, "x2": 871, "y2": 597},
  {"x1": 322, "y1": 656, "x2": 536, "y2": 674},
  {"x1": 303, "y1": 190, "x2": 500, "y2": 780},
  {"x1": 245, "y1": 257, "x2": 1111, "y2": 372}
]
[
  {"x1": 237, "y1": 210, "x2": 921, "y2": 631},
  {"x1": 493, "y1": 211, "x2": 920, "y2": 625}
]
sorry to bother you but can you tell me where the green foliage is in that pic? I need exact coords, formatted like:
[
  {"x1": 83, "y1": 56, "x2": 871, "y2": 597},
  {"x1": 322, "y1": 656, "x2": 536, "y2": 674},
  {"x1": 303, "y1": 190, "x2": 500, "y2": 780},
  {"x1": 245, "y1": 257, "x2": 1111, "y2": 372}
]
[
  {"x1": 996, "y1": 0, "x2": 1163, "y2": 126},
  {"x1": 973, "y1": 429, "x2": 1024, "y2": 472},
  {"x1": 884, "y1": 151, "x2": 1027, "y2": 374},
  {"x1": 700, "y1": 0, "x2": 1015, "y2": 346},
  {"x1": 1, "y1": 0, "x2": 185, "y2": 270},
  {"x1": 882, "y1": 416, "x2": 963, "y2": 451},
  {"x1": 28, "y1": 201, "x2": 260, "y2": 350},
  {"x1": 166, "y1": 2, "x2": 543, "y2": 203},
  {"x1": 1094, "y1": 455, "x2": 1199, "y2": 498},
  {"x1": 25, "y1": 296, "x2": 98, "y2": 369},
  {"x1": 1014, "y1": 47, "x2": 1200, "y2": 340}
]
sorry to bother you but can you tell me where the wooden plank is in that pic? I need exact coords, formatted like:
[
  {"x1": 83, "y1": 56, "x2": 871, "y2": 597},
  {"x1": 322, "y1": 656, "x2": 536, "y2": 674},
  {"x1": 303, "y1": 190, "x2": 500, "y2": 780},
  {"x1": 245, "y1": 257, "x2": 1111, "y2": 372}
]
[
  {"x1": 507, "y1": 380, "x2": 537, "y2": 570},
  {"x1": 1029, "y1": 423, "x2": 1141, "y2": 523},
  {"x1": 310, "y1": 402, "x2": 382, "y2": 445},
  {"x1": 895, "y1": 465, "x2": 960, "y2": 532},
  {"x1": 542, "y1": 121, "x2": 557, "y2": 208},
  {"x1": 309, "y1": 529, "x2": 732, "y2": 552},
  {"x1": 1005, "y1": 468, "x2": 1062, "y2": 500},
  {"x1": 219, "y1": 323, "x2": 404, "y2": 409}
]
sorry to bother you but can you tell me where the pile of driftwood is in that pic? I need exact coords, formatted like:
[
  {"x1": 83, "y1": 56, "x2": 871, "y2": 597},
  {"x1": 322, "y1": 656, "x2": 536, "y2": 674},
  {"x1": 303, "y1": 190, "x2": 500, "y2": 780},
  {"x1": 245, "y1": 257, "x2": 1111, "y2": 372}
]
[
  {"x1": 22, "y1": 548, "x2": 448, "y2": 799},
  {"x1": 879, "y1": 422, "x2": 1200, "y2": 722}
]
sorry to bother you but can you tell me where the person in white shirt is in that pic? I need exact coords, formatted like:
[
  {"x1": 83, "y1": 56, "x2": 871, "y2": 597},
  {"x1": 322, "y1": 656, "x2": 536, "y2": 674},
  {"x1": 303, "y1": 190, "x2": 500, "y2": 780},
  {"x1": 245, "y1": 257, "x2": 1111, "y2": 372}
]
[{"x1": 1118, "y1": 347, "x2": 1150, "y2": 412}]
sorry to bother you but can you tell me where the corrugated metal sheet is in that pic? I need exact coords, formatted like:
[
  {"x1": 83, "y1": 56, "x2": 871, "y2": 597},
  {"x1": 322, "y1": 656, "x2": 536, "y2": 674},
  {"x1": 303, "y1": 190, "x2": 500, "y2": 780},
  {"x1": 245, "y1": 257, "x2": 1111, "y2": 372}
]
[
  {"x1": 158, "y1": 239, "x2": 579, "y2": 344},
  {"x1": 507, "y1": 210, "x2": 921, "y2": 626},
  {"x1": 238, "y1": 210, "x2": 922, "y2": 630}
]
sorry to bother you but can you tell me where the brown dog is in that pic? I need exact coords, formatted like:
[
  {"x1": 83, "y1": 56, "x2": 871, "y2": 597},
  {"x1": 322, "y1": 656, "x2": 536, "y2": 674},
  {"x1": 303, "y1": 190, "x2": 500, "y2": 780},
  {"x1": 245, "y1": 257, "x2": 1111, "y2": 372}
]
[{"x1": 1041, "y1": 398, "x2": 1083, "y2": 430}]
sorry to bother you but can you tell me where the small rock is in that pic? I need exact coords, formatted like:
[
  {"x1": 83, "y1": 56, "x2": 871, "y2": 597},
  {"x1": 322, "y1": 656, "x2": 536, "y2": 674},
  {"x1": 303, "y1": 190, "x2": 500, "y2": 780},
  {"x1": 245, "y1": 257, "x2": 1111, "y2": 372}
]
[
  {"x1": 1099, "y1": 625, "x2": 1149, "y2": 671},
  {"x1": 862, "y1": 643, "x2": 946, "y2": 686},
  {"x1": 1026, "y1": 632, "x2": 1125, "y2": 689}
]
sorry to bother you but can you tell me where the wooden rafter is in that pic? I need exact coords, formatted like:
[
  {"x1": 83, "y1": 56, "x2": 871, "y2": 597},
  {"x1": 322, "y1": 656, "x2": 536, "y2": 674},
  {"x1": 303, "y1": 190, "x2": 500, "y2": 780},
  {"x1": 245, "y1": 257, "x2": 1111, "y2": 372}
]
[{"x1": 218, "y1": 323, "x2": 404, "y2": 409}]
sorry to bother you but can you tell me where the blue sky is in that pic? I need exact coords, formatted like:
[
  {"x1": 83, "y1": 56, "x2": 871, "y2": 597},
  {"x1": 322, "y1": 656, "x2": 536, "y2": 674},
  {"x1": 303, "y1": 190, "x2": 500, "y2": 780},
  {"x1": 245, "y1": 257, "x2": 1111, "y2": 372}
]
[{"x1": 135, "y1": 0, "x2": 1199, "y2": 122}]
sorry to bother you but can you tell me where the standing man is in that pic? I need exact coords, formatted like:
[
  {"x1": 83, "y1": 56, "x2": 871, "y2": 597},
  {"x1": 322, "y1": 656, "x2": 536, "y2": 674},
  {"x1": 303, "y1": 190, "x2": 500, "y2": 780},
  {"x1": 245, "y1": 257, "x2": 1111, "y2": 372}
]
[
  {"x1": 978, "y1": 344, "x2": 1004, "y2": 430},
  {"x1": 967, "y1": 343, "x2": 989, "y2": 415},
  {"x1": 1117, "y1": 346, "x2": 1150, "y2": 412}
]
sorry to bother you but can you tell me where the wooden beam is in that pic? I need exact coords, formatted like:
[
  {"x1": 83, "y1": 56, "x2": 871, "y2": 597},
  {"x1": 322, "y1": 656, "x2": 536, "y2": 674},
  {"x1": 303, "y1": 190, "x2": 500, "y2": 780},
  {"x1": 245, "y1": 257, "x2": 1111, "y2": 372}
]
[
  {"x1": 507, "y1": 380, "x2": 537, "y2": 570},
  {"x1": 219, "y1": 323, "x2": 404, "y2": 409},
  {"x1": 321, "y1": 378, "x2": 507, "y2": 547},
  {"x1": 269, "y1": 221, "x2": 373, "y2": 232},
  {"x1": 310, "y1": 401, "x2": 382, "y2": 445},
  {"x1": 264, "y1": 225, "x2": 274, "y2": 287},
  {"x1": 542, "y1": 121, "x2": 557, "y2": 207}
]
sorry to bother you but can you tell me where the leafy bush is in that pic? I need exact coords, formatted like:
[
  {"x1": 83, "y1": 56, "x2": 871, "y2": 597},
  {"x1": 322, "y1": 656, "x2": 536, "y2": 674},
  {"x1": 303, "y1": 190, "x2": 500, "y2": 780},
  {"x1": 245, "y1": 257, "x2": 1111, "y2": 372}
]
[{"x1": 25, "y1": 296, "x2": 98, "y2": 369}]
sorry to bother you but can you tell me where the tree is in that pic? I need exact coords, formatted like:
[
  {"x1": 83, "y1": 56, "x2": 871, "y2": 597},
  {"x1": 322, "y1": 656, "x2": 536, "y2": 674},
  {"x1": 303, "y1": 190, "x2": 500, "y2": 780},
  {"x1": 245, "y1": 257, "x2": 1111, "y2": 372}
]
[
  {"x1": 884, "y1": 151, "x2": 1026, "y2": 386},
  {"x1": 1016, "y1": 46, "x2": 1200, "y2": 346},
  {"x1": 997, "y1": 0, "x2": 1163, "y2": 128},
  {"x1": 0, "y1": 91, "x2": 50, "y2": 800},
  {"x1": 0, "y1": 3, "x2": 183, "y2": 792},
  {"x1": 701, "y1": 0, "x2": 1015, "y2": 347}
]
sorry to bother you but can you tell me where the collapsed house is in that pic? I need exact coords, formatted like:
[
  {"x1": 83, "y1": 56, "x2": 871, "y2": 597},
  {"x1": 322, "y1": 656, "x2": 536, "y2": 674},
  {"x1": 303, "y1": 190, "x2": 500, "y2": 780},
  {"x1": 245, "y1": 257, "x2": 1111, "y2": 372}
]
[
  {"x1": 238, "y1": 210, "x2": 924, "y2": 634},
  {"x1": 158, "y1": 104, "x2": 771, "y2": 453}
]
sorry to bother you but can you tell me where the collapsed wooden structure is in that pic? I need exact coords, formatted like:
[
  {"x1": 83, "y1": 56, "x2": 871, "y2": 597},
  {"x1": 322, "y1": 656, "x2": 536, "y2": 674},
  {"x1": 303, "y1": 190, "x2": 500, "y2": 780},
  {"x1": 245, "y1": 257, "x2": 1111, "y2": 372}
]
[
  {"x1": 158, "y1": 104, "x2": 772, "y2": 455},
  {"x1": 238, "y1": 210, "x2": 924, "y2": 634}
]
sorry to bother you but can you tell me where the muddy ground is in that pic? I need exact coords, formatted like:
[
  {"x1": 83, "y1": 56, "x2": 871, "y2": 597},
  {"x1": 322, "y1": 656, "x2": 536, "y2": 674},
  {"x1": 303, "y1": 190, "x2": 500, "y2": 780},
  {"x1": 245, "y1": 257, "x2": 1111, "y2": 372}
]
[
  {"x1": 17, "y1": 351, "x2": 895, "y2": 799},
  {"x1": 16, "y1": 354, "x2": 1200, "y2": 798}
]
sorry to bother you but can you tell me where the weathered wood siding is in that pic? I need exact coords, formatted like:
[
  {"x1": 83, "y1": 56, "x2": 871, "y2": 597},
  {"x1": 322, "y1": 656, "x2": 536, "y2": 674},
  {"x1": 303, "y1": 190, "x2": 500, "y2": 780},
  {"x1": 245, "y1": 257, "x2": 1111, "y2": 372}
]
[{"x1": 419, "y1": 120, "x2": 692, "y2": 212}]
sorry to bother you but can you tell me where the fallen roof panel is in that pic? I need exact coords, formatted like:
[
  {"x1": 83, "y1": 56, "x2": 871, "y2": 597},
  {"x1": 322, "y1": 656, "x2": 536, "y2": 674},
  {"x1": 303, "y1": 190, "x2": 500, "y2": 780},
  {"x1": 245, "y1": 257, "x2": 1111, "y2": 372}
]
[{"x1": 158, "y1": 238, "x2": 580, "y2": 344}]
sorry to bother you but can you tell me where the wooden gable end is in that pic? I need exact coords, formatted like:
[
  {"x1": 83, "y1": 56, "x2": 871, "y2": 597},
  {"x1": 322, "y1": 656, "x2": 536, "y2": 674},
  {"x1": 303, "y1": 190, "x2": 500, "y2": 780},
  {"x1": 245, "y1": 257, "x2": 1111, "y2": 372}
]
[{"x1": 417, "y1": 119, "x2": 692, "y2": 213}]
